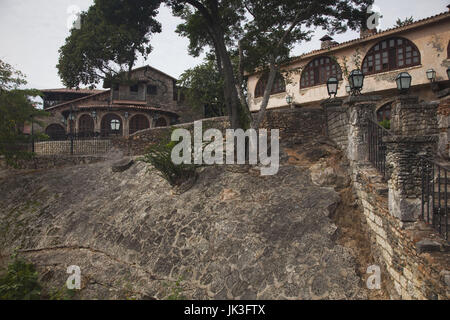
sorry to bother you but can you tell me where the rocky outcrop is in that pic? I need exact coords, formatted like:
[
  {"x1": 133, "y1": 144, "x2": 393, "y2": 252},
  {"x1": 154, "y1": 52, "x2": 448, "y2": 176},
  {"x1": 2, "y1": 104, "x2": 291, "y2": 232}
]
[{"x1": 0, "y1": 146, "x2": 368, "y2": 300}]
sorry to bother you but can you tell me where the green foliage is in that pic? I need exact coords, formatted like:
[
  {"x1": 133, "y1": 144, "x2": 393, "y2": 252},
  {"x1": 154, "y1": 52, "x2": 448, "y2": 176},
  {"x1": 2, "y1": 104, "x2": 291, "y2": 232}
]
[
  {"x1": 0, "y1": 254, "x2": 42, "y2": 300},
  {"x1": 0, "y1": 59, "x2": 48, "y2": 166},
  {"x1": 395, "y1": 16, "x2": 414, "y2": 28},
  {"x1": 163, "y1": 276, "x2": 186, "y2": 300},
  {"x1": 48, "y1": 286, "x2": 77, "y2": 300},
  {"x1": 140, "y1": 132, "x2": 199, "y2": 187},
  {"x1": 178, "y1": 57, "x2": 226, "y2": 117},
  {"x1": 379, "y1": 119, "x2": 390, "y2": 130},
  {"x1": 57, "y1": 0, "x2": 162, "y2": 88}
]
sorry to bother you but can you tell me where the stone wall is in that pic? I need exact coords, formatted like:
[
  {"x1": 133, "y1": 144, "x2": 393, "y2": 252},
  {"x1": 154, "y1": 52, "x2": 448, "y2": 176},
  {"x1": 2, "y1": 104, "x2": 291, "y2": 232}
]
[
  {"x1": 0, "y1": 155, "x2": 108, "y2": 170},
  {"x1": 326, "y1": 106, "x2": 349, "y2": 150},
  {"x1": 325, "y1": 95, "x2": 449, "y2": 300},
  {"x1": 352, "y1": 162, "x2": 449, "y2": 300},
  {"x1": 33, "y1": 140, "x2": 112, "y2": 156},
  {"x1": 115, "y1": 108, "x2": 326, "y2": 155}
]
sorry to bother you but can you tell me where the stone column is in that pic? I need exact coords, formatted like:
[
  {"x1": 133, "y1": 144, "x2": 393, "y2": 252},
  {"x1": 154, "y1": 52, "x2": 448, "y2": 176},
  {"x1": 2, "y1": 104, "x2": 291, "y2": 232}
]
[
  {"x1": 384, "y1": 95, "x2": 438, "y2": 222},
  {"x1": 436, "y1": 89, "x2": 450, "y2": 160},
  {"x1": 343, "y1": 95, "x2": 382, "y2": 162}
]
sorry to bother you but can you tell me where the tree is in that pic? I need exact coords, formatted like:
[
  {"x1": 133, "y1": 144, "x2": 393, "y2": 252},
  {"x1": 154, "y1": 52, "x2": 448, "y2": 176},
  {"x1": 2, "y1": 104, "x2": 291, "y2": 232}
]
[
  {"x1": 168, "y1": 0, "x2": 374, "y2": 130},
  {"x1": 57, "y1": 0, "x2": 162, "y2": 88},
  {"x1": 178, "y1": 56, "x2": 227, "y2": 117},
  {"x1": 395, "y1": 16, "x2": 414, "y2": 28},
  {"x1": 0, "y1": 59, "x2": 47, "y2": 166}
]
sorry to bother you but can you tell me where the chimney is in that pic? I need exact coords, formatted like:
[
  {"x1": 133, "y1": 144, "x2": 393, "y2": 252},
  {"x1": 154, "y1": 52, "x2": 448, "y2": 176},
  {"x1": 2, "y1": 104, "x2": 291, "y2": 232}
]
[
  {"x1": 360, "y1": 28, "x2": 377, "y2": 38},
  {"x1": 320, "y1": 35, "x2": 336, "y2": 49}
]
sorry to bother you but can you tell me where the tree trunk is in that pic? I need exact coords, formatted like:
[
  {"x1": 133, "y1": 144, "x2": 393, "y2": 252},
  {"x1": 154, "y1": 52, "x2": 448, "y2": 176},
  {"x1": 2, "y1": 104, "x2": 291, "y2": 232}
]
[{"x1": 252, "y1": 62, "x2": 278, "y2": 130}]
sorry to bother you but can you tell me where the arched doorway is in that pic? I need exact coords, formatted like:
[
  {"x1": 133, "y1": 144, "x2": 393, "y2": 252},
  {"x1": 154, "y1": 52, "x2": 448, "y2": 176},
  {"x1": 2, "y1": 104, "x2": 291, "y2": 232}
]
[
  {"x1": 78, "y1": 114, "x2": 94, "y2": 137},
  {"x1": 154, "y1": 117, "x2": 167, "y2": 127},
  {"x1": 101, "y1": 113, "x2": 122, "y2": 136},
  {"x1": 129, "y1": 114, "x2": 150, "y2": 134},
  {"x1": 45, "y1": 124, "x2": 66, "y2": 140}
]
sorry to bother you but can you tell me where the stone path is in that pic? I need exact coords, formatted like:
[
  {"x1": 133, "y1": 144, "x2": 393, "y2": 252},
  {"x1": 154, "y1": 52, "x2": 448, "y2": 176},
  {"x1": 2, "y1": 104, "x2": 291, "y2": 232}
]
[{"x1": 0, "y1": 150, "x2": 368, "y2": 299}]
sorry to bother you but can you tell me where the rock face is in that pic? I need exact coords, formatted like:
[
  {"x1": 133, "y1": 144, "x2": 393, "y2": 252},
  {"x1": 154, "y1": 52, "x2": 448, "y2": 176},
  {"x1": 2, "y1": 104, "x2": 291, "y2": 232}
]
[{"x1": 0, "y1": 154, "x2": 367, "y2": 300}]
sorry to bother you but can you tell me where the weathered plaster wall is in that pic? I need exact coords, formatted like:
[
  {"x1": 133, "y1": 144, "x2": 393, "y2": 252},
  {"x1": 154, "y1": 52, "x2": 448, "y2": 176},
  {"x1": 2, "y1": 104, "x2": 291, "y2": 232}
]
[{"x1": 248, "y1": 16, "x2": 450, "y2": 111}]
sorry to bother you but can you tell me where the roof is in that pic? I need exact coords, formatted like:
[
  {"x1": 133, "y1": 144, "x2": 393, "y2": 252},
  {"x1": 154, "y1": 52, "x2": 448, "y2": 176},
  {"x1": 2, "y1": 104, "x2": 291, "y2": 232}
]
[
  {"x1": 74, "y1": 104, "x2": 179, "y2": 117},
  {"x1": 265, "y1": 10, "x2": 450, "y2": 72},
  {"x1": 133, "y1": 65, "x2": 177, "y2": 81},
  {"x1": 40, "y1": 88, "x2": 105, "y2": 94},
  {"x1": 45, "y1": 90, "x2": 110, "y2": 110}
]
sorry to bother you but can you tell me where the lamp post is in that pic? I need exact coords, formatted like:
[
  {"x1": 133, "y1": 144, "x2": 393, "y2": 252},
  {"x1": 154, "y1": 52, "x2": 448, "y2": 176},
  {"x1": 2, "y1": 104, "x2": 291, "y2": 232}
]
[
  {"x1": 395, "y1": 72, "x2": 412, "y2": 94},
  {"x1": 426, "y1": 69, "x2": 436, "y2": 82},
  {"x1": 326, "y1": 77, "x2": 338, "y2": 98},
  {"x1": 286, "y1": 94, "x2": 294, "y2": 109},
  {"x1": 348, "y1": 69, "x2": 365, "y2": 96}
]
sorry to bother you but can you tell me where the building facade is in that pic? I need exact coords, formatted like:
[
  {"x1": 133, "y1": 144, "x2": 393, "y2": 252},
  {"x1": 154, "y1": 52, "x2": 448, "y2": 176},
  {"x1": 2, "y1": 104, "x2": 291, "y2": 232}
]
[
  {"x1": 39, "y1": 65, "x2": 201, "y2": 139},
  {"x1": 247, "y1": 9, "x2": 450, "y2": 117}
]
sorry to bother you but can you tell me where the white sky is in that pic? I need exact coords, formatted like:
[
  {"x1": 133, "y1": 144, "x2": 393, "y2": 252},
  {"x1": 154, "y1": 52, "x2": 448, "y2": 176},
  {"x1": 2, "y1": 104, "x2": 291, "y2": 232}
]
[{"x1": 0, "y1": 0, "x2": 448, "y2": 90}]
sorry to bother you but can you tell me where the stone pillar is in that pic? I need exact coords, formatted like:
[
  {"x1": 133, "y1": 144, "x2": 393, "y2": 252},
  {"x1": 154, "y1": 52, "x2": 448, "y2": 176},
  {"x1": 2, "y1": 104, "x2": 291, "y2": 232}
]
[
  {"x1": 384, "y1": 95, "x2": 438, "y2": 222},
  {"x1": 436, "y1": 89, "x2": 450, "y2": 160},
  {"x1": 343, "y1": 95, "x2": 382, "y2": 162}
]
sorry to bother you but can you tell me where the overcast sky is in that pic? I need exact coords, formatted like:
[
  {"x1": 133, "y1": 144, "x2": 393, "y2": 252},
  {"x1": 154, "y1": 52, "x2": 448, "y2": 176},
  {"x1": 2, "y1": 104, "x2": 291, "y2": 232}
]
[{"x1": 0, "y1": 0, "x2": 448, "y2": 90}]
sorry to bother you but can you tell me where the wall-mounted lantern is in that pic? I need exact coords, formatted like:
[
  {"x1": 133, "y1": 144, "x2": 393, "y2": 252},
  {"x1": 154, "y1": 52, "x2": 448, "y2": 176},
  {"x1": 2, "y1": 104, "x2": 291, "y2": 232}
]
[
  {"x1": 91, "y1": 111, "x2": 97, "y2": 120},
  {"x1": 326, "y1": 77, "x2": 338, "y2": 98},
  {"x1": 395, "y1": 72, "x2": 412, "y2": 93},
  {"x1": 68, "y1": 113, "x2": 75, "y2": 121},
  {"x1": 285, "y1": 94, "x2": 294, "y2": 109},
  {"x1": 348, "y1": 69, "x2": 364, "y2": 95},
  {"x1": 124, "y1": 112, "x2": 129, "y2": 120},
  {"x1": 426, "y1": 69, "x2": 436, "y2": 82},
  {"x1": 345, "y1": 85, "x2": 351, "y2": 95}
]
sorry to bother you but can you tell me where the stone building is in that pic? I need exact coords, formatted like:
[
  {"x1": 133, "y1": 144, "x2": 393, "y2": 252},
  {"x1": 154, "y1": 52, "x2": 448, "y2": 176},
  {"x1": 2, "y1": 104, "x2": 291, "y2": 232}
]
[
  {"x1": 38, "y1": 65, "x2": 201, "y2": 139},
  {"x1": 247, "y1": 8, "x2": 450, "y2": 119}
]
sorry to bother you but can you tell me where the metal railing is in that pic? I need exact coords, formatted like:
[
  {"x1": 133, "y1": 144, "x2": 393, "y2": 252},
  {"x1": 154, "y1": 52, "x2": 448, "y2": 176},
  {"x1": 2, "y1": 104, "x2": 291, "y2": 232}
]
[
  {"x1": 421, "y1": 158, "x2": 449, "y2": 240},
  {"x1": 367, "y1": 119, "x2": 392, "y2": 179},
  {"x1": 31, "y1": 130, "x2": 115, "y2": 156}
]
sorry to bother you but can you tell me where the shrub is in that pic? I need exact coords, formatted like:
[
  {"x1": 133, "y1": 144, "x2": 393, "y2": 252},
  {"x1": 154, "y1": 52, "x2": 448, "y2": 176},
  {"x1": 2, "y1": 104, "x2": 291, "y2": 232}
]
[
  {"x1": 0, "y1": 254, "x2": 42, "y2": 300},
  {"x1": 140, "y1": 138, "x2": 199, "y2": 187},
  {"x1": 378, "y1": 119, "x2": 390, "y2": 130}
]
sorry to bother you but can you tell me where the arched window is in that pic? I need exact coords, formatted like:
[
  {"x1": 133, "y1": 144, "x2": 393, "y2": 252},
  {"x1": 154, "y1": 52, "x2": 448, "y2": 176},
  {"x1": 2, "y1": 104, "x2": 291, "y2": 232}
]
[
  {"x1": 362, "y1": 37, "x2": 420, "y2": 75},
  {"x1": 254, "y1": 72, "x2": 286, "y2": 98},
  {"x1": 154, "y1": 117, "x2": 167, "y2": 127},
  {"x1": 45, "y1": 124, "x2": 66, "y2": 140},
  {"x1": 376, "y1": 102, "x2": 392, "y2": 122},
  {"x1": 300, "y1": 56, "x2": 342, "y2": 88},
  {"x1": 78, "y1": 114, "x2": 94, "y2": 135},
  {"x1": 129, "y1": 114, "x2": 150, "y2": 134},
  {"x1": 101, "y1": 113, "x2": 122, "y2": 136}
]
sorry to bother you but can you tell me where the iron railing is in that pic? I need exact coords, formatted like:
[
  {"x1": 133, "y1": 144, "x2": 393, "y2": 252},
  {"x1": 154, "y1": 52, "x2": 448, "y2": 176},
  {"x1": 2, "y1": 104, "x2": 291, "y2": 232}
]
[
  {"x1": 421, "y1": 158, "x2": 449, "y2": 240},
  {"x1": 32, "y1": 130, "x2": 115, "y2": 156},
  {"x1": 367, "y1": 119, "x2": 392, "y2": 179}
]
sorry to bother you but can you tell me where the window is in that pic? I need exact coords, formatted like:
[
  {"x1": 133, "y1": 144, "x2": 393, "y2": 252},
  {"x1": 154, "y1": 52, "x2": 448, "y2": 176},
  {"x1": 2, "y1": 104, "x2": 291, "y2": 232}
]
[
  {"x1": 147, "y1": 85, "x2": 157, "y2": 95},
  {"x1": 111, "y1": 119, "x2": 120, "y2": 131},
  {"x1": 362, "y1": 37, "x2": 420, "y2": 75},
  {"x1": 129, "y1": 114, "x2": 150, "y2": 134},
  {"x1": 254, "y1": 72, "x2": 286, "y2": 98},
  {"x1": 300, "y1": 56, "x2": 343, "y2": 89},
  {"x1": 130, "y1": 84, "x2": 139, "y2": 93},
  {"x1": 377, "y1": 103, "x2": 392, "y2": 122}
]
